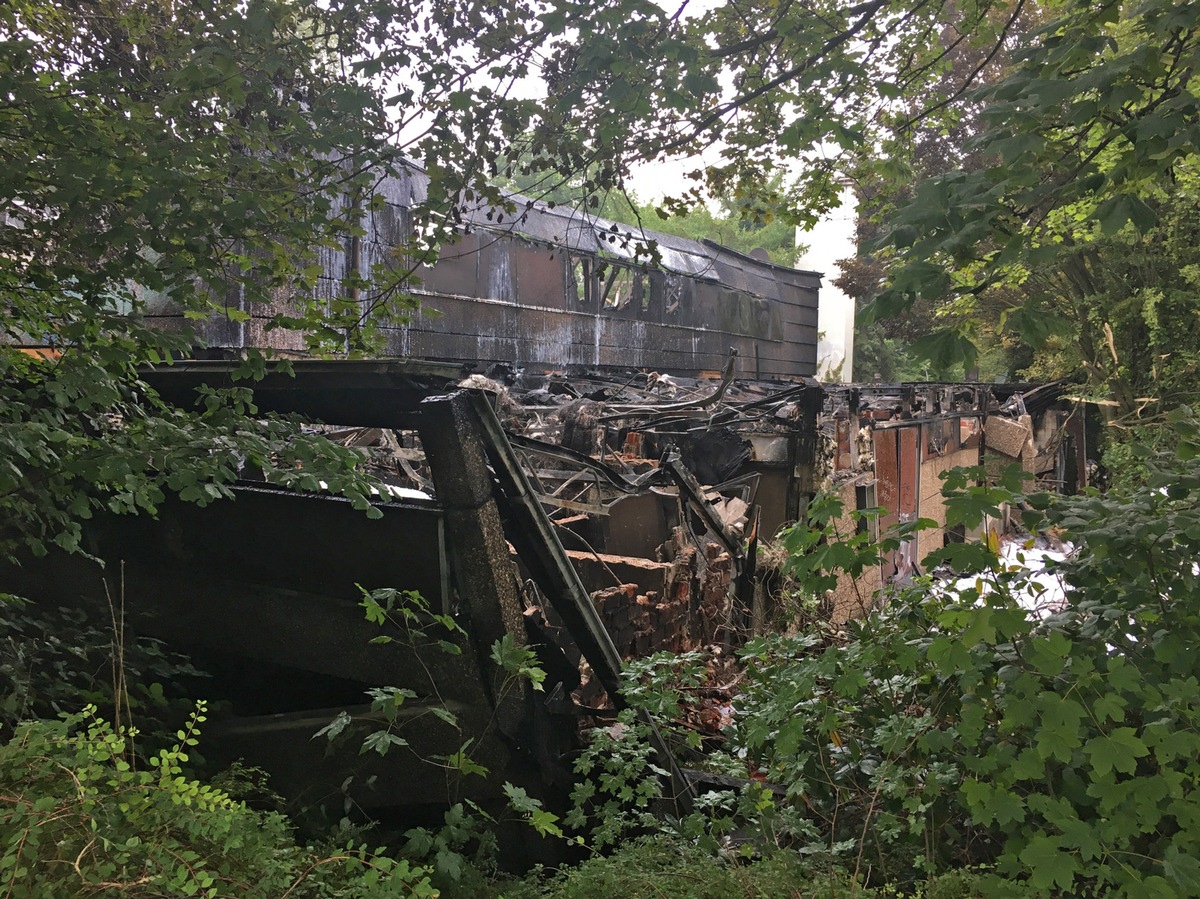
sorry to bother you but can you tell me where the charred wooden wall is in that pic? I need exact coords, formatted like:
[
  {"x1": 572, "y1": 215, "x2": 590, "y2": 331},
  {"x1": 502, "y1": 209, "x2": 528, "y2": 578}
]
[{"x1": 821, "y1": 381, "x2": 1084, "y2": 621}]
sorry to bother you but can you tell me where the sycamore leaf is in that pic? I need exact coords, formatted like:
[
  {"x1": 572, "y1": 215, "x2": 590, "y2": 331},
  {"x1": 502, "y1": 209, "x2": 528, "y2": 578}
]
[
  {"x1": 962, "y1": 778, "x2": 1026, "y2": 826},
  {"x1": 1085, "y1": 727, "x2": 1148, "y2": 777},
  {"x1": 961, "y1": 607, "x2": 997, "y2": 647},
  {"x1": 909, "y1": 329, "x2": 978, "y2": 374},
  {"x1": 1035, "y1": 695, "x2": 1085, "y2": 762},
  {"x1": 1026, "y1": 633, "x2": 1072, "y2": 676},
  {"x1": 1163, "y1": 845, "x2": 1200, "y2": 894},
  {"x1": 1092, "y1": 692, "x2": 1127, "y2": 724},
  {"x1": 313, "y1": 711, "x2": 351, "y2": 742},
  {"x1": 1019, "y1": 835, "x2": 1080, "y2": 891},
  {"x1": 1095, "y1": 193, "x2": 1157, "y2": 236},
  {"x1": 1003, "y1": 304, "x2": 1072, "y2": 347},
  {"x1": 361, "y1": 731, "x2": 409, "y2": 756}
]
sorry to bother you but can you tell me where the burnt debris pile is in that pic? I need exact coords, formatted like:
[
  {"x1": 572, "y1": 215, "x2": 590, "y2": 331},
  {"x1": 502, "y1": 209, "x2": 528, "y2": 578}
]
[{"x1": 2, "y1": 358, "x2": 1086, "y2": 829}]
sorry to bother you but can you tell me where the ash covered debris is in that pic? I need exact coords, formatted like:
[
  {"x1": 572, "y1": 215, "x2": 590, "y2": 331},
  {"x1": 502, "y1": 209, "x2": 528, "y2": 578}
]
[
  {"x1": 322, "y1": 356, "x2": 822, "y2": 663},
  {"x1": 320, "y1": 368, "x2": 1083, "y2": 649},
  {"x1": 477, "y1": 357, "x2": 819, "y2": 650}
]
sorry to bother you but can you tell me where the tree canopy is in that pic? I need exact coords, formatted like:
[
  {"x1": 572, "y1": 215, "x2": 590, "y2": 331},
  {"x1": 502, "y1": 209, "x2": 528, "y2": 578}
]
[{"x1": 495, "y1": 0, "x2": 1199, "y2": 405}]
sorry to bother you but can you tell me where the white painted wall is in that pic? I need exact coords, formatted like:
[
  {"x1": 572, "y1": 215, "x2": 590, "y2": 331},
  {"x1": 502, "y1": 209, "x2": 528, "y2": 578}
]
[{"x1": 796, "y1": 190, "x2": 857, "y2": 383}]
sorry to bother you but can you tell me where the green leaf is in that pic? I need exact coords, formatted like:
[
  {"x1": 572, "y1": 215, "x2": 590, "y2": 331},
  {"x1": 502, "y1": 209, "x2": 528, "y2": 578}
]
[
  {"x1": 1095, "y1": 193, "x2": 1158, "y2": 236},
  {"x1": 490, "y1": 634, "x2": 546, "y2": 691},
  {"x1": 361, "y1": 731, "x2": 409, "y2": 756},
  {"x1": 442, "y1": 742, "x2": 488, "y2": 777},
  {"x1": 434, "y1": 848, "x2": 465, "y2": 882},
  {"x1": 962, "y1": 778, "x2": 1026, "y2": 826},
  {"x1": 927, "y1": 635, "x2": 972, "y2": 673},
  {"x1": 1002, "y1": 304, "x2": 1071, "y2": 347},
  {"x1": 1084, "y1": 727, "x2": 1149, "y2": 777},
  {"x1": 314, "y1": 711, "x2": 351, "y2": 742},
  {"x1": 1035, "y1": 695, "x2": 1085, "y2": 762},
  {"x1": 1057, "y1": 815, "x2": 1103, "y2": 862},
  {"x1": 909, "y1": 329, "x2": 978, "y2": 376},
  {"x1": 961, "y1": 607, "x2": 997, "y2": 647},
  {"x1": 1019, "y1": 835, "x2": 1080, "y2": 891},
  {"x1": 1026, "y1": 632, "x2": 1071, "y2": 676},
  {"x1": 1163, "y1": 845, "x2": 1200, "y2": 894},
  {"x1": 1092, "y1": 692, "x2": 1127, "y2": 723}
]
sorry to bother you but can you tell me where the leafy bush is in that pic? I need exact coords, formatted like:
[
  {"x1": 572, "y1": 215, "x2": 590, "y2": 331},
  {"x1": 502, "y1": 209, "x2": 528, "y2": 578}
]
[
  {"x1": 0, "y1": 593, "x2": 204, "y2": 739},
  {"x1": 0, "y1": 703, "x2": 435, "y2": 898},
  {"x1": 495, "y1": 836, "x2": 1022, "y2": 899},
  {"x1": 724, "y1": 408, "x2": 1200, "y2": 895},
  {"x1": 498, "y1": 836, "x2": 859, "y2": 899},
  {"x1": 564, "y1": 653, "x2": 712, "y2": 849},
  {"x1": 564, "y1": 708, "x2": 669, "y2": 849}
]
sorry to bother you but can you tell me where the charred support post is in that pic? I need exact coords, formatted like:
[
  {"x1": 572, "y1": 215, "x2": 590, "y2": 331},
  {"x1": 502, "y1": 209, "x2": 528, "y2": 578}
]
[
  {"x1": 455, "y1": 389, "x2": 695, "y2": 815},
  {"x1": 456, "y1": 390, "x2": 628, "y2": 696},
  {"x1": 1068, "y1": 413, "x2": 1088, "y2": 492},
  {"x1": 417, "y1": 391, "x2": 528, "y2": 737},
  {"x1": 788, "y1": 386, "x2": 820, "y2": 523}
]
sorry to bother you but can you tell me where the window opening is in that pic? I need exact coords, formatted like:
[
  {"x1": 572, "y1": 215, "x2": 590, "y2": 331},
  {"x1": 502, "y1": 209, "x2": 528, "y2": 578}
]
[
  {"x1": 663, "y1": 275, "x2": 684, "y2": 316},
  {"x1": 569, "y1": 257, "x2": 590, "y2": 307},
  {"x1": 599, "y1": 264, "x2": 635, "y2": 309}
]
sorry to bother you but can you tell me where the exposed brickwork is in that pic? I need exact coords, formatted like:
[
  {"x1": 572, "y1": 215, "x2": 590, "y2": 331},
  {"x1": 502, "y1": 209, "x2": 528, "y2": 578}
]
[{"x1": 587, "y1": 536, "x2": 735, "y2": 658}]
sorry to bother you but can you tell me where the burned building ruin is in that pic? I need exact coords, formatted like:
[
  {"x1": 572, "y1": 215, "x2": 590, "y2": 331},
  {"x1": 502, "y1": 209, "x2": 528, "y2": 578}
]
[{"x1": 6, "y1": 164, "x2": 1087, "y2": 825}]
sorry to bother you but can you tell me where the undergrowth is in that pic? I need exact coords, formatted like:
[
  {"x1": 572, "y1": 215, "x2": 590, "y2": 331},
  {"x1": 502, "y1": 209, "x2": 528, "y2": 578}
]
[
  {"x1": 548, "y1": 409, "x2": 1200, "y2": 896},
  {"x1": 0, "y1": 703, "x2": 435, "y2": 898},
  {"x1": 493, "y1": 836, "x2": 1020, "y2": 899}
]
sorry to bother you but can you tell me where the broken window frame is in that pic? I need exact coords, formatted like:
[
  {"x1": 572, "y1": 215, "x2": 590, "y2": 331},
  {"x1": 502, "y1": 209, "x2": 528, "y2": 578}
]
[
  {"x1": 595, "y1": 261, "x2": 644, "y2": 313},
  {"x1": 960, "y1": 416, "x2": 982, "y2": 449},
  {"x1": 568, "y1": 255, "x2": 592, "y2": 310},
  {"x1": 660, "y1": 273, "x2": 690, "y2": 319},
  {"x1": 856, "y1": 483, "x2": 879, "y2": 542}
]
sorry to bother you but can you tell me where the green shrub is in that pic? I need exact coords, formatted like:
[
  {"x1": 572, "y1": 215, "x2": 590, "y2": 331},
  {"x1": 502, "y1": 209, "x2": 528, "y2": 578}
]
[
  {"x1": 497, "y1": 836, "x2": 863, "y2": 899},
  {"x1": 727, "y1": 408, "x2": 1200, "y2": 895},
  {"x1": 494, "y1": 837, "x2": 1030, "y2": 899},
  {"x1": 0, "y1": 593, "x2": 204, "y2": 739},
  {"x1": 0, "y1": 703, "x2": 435, "y2": 897}
]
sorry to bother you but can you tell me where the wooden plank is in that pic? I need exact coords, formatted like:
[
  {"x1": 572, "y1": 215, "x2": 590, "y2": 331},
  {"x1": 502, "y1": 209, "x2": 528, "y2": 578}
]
[
  {"x1": 899, "y1": 425, "x2": 919, "y2": 516},
  {"x1": 874, "y1": 429, "x2": 900, "y2": 580}
]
